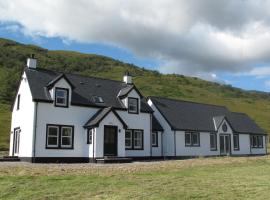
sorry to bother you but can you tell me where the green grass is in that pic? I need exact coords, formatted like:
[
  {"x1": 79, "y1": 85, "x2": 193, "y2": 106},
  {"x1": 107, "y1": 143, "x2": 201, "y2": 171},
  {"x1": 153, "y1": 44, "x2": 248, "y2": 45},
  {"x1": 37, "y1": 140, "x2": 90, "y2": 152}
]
[{"x1": 0, "y1": 157, "x2": 270, "y2": 199}]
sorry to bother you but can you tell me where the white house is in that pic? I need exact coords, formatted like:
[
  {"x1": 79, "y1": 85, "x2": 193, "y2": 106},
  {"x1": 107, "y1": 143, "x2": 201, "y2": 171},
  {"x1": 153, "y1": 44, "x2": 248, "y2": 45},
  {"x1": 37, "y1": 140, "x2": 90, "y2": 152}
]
[{"x1": 9, "y1": 56, "x2": 267, "y2": 163}]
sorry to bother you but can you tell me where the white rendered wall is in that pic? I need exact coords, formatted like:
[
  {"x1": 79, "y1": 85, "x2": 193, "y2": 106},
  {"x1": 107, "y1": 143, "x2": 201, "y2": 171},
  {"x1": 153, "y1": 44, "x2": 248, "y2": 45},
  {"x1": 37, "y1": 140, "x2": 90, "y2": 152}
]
[
  {"x1": 250, "y1": 135, "x2": 267, "y2": 154},
  {"x1": 118, "y1": 89, "x2": 151, "y2": 157},
  {"x1": 148, "y1": 99, "x2": 175, "y2": 156},
  {"x1": 35, "y1": 78, "x2": 98, "y2": 157},
  {"x1": 151, "y1": 131, "x2": 162, "y2": 157},
  {"x1": 10, "y1": 72, "x2": 35, "y2": 157},
  {"x1": 94, "y1": 112, "x2": 126, "y2": 158}
]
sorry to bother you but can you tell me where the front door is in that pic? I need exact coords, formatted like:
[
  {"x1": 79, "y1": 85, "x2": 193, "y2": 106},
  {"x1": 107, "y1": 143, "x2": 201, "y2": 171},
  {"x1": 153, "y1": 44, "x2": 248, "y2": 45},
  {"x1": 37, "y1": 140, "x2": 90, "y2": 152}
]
[
  {"x1": 104, "y1": 126, "x2": 117, "y2": 156},
  {"x1": 13, "y1": 128, "x2": 20, "y2": 156},
  {"x1": 220, "y1": 134, "x2": 231, "y2": 156}
]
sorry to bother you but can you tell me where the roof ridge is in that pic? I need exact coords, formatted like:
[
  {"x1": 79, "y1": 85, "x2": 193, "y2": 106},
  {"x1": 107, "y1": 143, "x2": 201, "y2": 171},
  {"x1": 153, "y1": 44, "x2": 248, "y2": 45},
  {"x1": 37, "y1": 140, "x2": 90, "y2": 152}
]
[
  {"x1": 27, "y1": 67, "x2": 127, "y2": 84},
  {"x1": 149, "y1": 96, "x2": 228, "y2": 109}
]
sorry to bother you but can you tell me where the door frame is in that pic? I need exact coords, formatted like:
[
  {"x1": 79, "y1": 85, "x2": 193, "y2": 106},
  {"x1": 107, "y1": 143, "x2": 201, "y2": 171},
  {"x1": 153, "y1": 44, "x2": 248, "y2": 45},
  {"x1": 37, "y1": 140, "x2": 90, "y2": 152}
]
[
  {"x1": 13, "y1": 127, "x2": 21, "y2": 156},
  {"x1": 103, "y1": 125, "x2": 118, "y2": 157},
  {"x1": 219, "y1": 134, "x2": 231, "y2": 156}
]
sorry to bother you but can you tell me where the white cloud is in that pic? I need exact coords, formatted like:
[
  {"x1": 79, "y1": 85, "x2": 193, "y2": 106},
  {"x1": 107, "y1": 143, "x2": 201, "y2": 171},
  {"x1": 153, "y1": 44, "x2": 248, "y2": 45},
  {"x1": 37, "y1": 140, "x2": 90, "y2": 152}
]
[{"x1": 1, "y1": 0, "x2": 270, "y2": 78}]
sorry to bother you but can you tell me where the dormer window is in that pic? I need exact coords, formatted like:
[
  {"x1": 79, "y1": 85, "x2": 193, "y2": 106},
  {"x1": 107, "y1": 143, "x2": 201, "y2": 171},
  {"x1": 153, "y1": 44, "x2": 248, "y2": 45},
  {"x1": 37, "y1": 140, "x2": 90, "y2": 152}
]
[
  {"x1": 128, "y1": 97, "x2": 138, "y2": 114},
  {"x1": 55, "y1": 88, "x2": 69, "y2": 107},
  {"x1": 92, "y1": 96, "x2": 104, "y2": 103}
]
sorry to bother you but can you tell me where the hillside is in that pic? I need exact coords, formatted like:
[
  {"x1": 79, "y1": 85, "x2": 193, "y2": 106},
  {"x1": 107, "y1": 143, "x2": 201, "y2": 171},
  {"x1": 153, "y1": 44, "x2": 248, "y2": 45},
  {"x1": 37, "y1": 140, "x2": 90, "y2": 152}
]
[{"x1": 0, "y1": 37, "x2": 270, "y2": 150}]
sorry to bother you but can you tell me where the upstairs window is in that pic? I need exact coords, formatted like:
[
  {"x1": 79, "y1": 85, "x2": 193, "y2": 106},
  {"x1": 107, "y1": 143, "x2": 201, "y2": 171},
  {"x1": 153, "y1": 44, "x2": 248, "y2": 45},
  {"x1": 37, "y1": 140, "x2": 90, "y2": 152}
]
[
  {"x1": 92, "y1": 96, "x2": 104, "y2": 103},
  {"x1": 55, "y1": 88, "x2": 68, "y2": 107},
  {"x1": 17, "y1": 94, "x2": 20, "y2": 110},
  {"x1": 233, "y1": 134, "x2": 239, "y2": 150},
  {"x1": 185, "y1": 132, "x2": 200, "y2": 147},
  {"x1": 128, "y1": 97, "x2": 138, "y2": 114}
]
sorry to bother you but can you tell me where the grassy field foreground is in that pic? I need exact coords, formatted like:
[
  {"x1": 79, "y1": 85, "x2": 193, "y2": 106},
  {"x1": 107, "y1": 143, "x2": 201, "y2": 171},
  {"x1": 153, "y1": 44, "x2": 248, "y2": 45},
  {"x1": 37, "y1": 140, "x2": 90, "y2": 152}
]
[{"x1": 0, "y1": 157, "x2": 270, "y2": 199}]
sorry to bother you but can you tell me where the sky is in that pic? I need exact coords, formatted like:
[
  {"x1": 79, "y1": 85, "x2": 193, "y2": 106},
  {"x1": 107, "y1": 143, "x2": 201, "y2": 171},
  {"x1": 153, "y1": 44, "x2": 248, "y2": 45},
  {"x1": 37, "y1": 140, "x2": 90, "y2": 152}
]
[{"x1": 0, "y1": 0, "x2": 270, "y2": 92}]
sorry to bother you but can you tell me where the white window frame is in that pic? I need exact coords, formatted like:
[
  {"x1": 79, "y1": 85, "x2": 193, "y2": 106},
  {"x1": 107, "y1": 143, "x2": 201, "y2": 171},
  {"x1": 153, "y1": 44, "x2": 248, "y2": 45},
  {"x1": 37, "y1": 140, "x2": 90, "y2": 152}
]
[
  {"x1": 47, "y1": 125, "x2": 59, "y2": 148},
  {"x1": 152, "y1": 132, "x2": 158, "y2": 147},
  {"x1": 88, "y1": 129, "x2": 93, "y2": 144},
  {"x1": 233, "y1": 134, "x2": 239, "y2": 150},
  {"x1": 128, "y1": 97, "x2": 138, "y2": 114},
  {"x1": 134, "y1": 130, "x2": 143, "y2": 149},
  {"x1": 210, "y1": 133, "x2": 217, "y2": 151},
  {"x1": 61, "y1": 126, "x2": 73, "y2": 148},
  {"x1": 125, "y1": 130, "x2": 132, "y2": 149},
  {"x1": 55, "y1": 88, "x2": 68, "y2": 107},
  {"x1": 185, "y1": 132, "x2": 200, "y2": 147}
]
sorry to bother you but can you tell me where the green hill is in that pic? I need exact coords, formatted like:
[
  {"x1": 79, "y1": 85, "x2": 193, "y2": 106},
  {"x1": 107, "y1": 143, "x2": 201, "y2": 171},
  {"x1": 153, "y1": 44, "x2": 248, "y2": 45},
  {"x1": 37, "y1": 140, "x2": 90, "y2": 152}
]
[{"x1": 0, "y1": 37, "x2": 269, "y2": 151}]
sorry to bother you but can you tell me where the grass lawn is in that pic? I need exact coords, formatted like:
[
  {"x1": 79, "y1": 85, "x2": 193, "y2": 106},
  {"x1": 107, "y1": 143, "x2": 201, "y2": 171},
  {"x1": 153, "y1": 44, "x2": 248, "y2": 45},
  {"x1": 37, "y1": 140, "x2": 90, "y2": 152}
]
[{"x1": 0, "y1": 157, "x2": 270, "y2": 199}]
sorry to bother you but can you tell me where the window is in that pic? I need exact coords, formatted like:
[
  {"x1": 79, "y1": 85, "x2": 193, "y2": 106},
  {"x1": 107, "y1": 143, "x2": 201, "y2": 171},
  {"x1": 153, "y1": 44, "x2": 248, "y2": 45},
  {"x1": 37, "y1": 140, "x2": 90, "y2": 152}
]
[
  {"x1": 125, "y1": 130, "x2": 132, "y2": 149},
  {"x1": 46, "y1": 124, "x2": 74, "y2": 149},
  {"x1": 92, "y1": 96, "x2": 104, "y2": 103},
  {"x1": 134, "y1": 130, "x2": 143, "y2": 149},
  {"x1": 251, "y1": 135, "x2": 264, "y2": 148},
  {"x1": 61, "y1": 126, "x2": 73, "y2": 148},
  {"x1": 125, "y1": 129, "x2": 144, "y2": 150},
  {"x1": 233, "y1": 134, "x2": 239, "y2": 150},
  {"x1": 87, "y1": 129, "x2": 93, "y2": 144},
  {"x1": 152, "y1": 132, "x2": 158, "y2": 147},
  {"x1": 185, "y1": 132, "x2": 200, "y2": 147},
  {"x1": 222, "y1": 123, "x2": 228, "y2": 132},
  {"x1": 128, "y1": 97, "x2": 138, "y2": 114},
  {"x1": 47, "y1": 126, "x2": 59, "y2": 148},
  {"x1": 17, "y1": 94, "x2": 20, "y2": 110},
  {"x1": 55, "y1": 88, "x2": 68, "y2": 107},
  {"x1": 210, "y1": 133, "x2": 217, "y2": 150}
]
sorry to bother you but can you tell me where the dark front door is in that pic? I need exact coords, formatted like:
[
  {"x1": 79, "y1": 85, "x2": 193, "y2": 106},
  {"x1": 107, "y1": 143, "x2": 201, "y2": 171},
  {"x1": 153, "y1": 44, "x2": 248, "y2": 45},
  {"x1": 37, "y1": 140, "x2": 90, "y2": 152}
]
[{"x1": 104, "y1": 126, "x2": 118, "y2": 156}]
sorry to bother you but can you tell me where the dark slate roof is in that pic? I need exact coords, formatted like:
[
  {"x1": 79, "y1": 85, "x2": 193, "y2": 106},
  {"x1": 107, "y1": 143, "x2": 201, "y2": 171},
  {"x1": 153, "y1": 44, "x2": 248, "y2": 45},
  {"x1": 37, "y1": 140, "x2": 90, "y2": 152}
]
[
  {"x1": 150, "y1": 96, "x2": 265, "y2": 134},
  {"x1": 152, "y1": 115, "x2": 163, "y2": 131},
  {"x1": 25, "y1": 68, "x2": 153, "y2": 113},
  {"x1": 84, "y1": 107, "x2": 127, "y2": 129}
]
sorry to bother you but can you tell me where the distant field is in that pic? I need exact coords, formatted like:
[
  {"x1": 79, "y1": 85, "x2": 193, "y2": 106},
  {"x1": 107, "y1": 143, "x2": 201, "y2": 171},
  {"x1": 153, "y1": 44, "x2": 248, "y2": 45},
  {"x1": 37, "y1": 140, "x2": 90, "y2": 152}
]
[{"x1": 0, "y1": 156, "x2": 270, "y2": 199}]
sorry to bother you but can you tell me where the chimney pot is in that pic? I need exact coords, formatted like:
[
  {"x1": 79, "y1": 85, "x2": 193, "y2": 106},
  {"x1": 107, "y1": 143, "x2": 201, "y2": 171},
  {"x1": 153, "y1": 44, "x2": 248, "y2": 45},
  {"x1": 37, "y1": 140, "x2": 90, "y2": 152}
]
[
  {"x1": 27, "y1": 54, "x2": 37, "y2": 69},
  {"x1": 123, "y1": 71, "x2": 132, "y2": 84}
]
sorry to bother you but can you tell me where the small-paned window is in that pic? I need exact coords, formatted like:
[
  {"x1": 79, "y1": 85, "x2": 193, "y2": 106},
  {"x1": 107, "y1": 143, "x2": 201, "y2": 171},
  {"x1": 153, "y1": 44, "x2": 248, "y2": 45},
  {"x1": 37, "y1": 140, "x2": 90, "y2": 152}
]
[
  {"x1": 87, "y1": 129, "x2": 93, "y2": 144},
  {"x1": 152, "y1": 132, "x2": 158, "y2": 147},
  {"x1": 47, "y1": 126, "x2": 59, "y2": 147},
  {"x1": 125, "y1": 129, "x2": 144, "y2": 150},
  {"x1": 128, "y1": 97, "x2": 138, "y2": 114},
  {"x1": 46, "y1": 124, "x2": 74, "y2": 149},
  {"x1": 125, "y1": 130, "x2": 132, "y2": 149},
  {"x1": 55, "y1": 88, "x2": 68, "y2": 107},
  {"x1": 251, "y1": 135, "x2": 263, "y2": 148},
  {"x1": 233, "y1": 134, "x2": 239, "y2": 150},
  {"x1": 61, "y1": 126, "x2": 73, "y2": 148},
  {"x1": 92, "y1": 96, "x2": 104, "y2": 103},
  {"x1": 210, "y1": 133, "x2": 217, "y2": 150},
  {"x1": 185, "y1": 132, "x2": 200, "y2": 147}
]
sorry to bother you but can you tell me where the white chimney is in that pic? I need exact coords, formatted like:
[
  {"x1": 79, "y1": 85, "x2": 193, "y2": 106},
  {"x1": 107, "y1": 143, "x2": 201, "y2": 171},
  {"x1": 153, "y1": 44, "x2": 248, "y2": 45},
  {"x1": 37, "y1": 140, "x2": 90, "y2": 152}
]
[
  {"x1": 123, "y1": 71, "x2": 132, "y2": 84},
  {"x1": 27, "y1": 54, "x2": 37, "y2": 69}
]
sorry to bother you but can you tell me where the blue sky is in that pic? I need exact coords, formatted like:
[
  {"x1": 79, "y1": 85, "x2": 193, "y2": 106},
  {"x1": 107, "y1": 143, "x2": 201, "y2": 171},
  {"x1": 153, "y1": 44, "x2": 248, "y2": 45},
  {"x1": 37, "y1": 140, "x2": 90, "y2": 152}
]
[{"x1": 1, "y1": 1, "x2": 270, "y2": 92}]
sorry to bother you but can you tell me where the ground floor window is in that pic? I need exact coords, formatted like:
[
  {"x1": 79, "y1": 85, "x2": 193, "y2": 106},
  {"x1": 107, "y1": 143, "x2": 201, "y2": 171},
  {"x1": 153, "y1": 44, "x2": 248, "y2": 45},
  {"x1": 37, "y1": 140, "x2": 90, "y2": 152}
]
[
  {"x1": 250, "y1": 135, "x2": 264, "y2": 148},
  {"x1": 125, "y1": 129, "x2": 144, "y2": 150},
  {"x1": 210, "y1": 133, "x2": 217, "y2": 150},
  {"x1": 46, "y1": 124, "x2": 74, "y2": 149},
  {"x1": 87, "y1": 129, "x2": 94, "y2": 144},
  {"x1": 185, "y1": 132, "x2": 200, "y2": 147},
  {"x1": 233, "y1": 134, "x2": 240, "y2": 150},
  {"x1": 152, "y1": 132, "x2": 158, "y2": 147}
]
